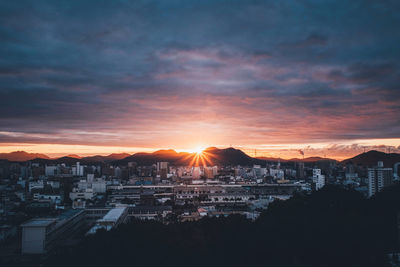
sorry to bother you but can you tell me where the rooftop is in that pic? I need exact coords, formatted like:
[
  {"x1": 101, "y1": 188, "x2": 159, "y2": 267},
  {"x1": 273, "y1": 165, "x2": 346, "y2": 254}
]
[
  {"x1": 21, "y1": 218, "x2": 56, "y2": 228},
  {"x1": 57, "y1": 208, "x2": 83, "y2": 221},
  {"x1": 21, "y1": 209, "x2": 84, "y2": 228},
  {"x1": 99, "y1": 207, "x2": 127, "y2": 222}
]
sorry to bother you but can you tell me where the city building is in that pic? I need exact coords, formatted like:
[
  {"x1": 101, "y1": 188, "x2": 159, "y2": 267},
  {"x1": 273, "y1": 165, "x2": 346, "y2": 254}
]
[
  {"x1": 192, "y1": 167, "x2": 201, "y2": 179},
  {"x1": 28, "y1": 180, "x2": 44, "y2": 192},
  {"x1": 128, "y1": 206, "x2": 172, "y2": 220},
  {"x1": 21, "y1": 209, "x2": 85, "y2": 254},
  {"x1": 69, "y1": 188, "x2": 96, "y2": 201},
  {"x1": 45, "y1": 165, "x2": 58, "y2": 177},
  {"x1": 87, "y1": 207, "x2": 128, "y2": 234},
  {"x1": 312, "y1": 168, "x2": 325, "y2": 190},
  {"x1": 253, "y1": 165, "x2": 266, "y2": 178},
  {"x1": 33, "y1": 193, "x2": 62, "y2": 205},
  {"x1": 270, "y1": 168, "x2": 284, "y2": 179},
  {"x1": 72, "y1": 162, "x2": 84, "y2": 176},
  {"x1": 296, "y1": 162, "x2": 305, "y2": 179},
  {"x1": 368, "y1": 161, "x2": 393, "y2": 197}
]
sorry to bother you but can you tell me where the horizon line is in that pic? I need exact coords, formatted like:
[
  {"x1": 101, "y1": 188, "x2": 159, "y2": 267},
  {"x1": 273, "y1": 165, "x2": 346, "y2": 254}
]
[{"x1": 0, "y1": 146, "x2": 396, "y2": 162}]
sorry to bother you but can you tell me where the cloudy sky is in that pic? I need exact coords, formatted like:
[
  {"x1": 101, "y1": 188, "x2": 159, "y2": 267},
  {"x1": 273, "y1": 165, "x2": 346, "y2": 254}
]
[{"x1": 0, "y1": 0, "x2": 399, "y2": 159}]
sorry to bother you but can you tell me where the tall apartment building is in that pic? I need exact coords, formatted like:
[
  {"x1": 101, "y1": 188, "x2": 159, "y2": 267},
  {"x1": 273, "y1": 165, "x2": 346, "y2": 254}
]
[
  {"x1": 72, "y1": 162, "x2": 84, "y2": 176},
  {"x1": 157, "y1": 162, "x2": 169, "y2": 179},
  {"x1": 192, "y1": 167, "x2": 201, "y2": 179},
  {"x1": 296, "y1": 162, "x2": 305, "y2": 179},
  {"x1": 312, "y1": 168, "x2": 325, "y2": 190},
  {"x1": 368, "y1": 161, "x2": 393, "y2": 197}
]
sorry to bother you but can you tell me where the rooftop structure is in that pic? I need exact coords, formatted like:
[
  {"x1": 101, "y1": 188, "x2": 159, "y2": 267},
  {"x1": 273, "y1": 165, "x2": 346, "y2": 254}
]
[
  {"x1": 21, "y1": 209, "x2": 86, "y2": 254},
  {"x1": 21, "y1": 218, "x2": 57, "y2": 228},
  {"x1": 98, "y1": 207, "x2": 127, "y2": 223},
  {"x1": 87, "y1": 207, "x2": 128, "y2": 235}
]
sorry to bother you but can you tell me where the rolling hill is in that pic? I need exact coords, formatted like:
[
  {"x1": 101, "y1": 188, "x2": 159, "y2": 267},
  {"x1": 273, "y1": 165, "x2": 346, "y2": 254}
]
[{"x1": 341, "y1": 150, "x2": 400, "y2": 168}]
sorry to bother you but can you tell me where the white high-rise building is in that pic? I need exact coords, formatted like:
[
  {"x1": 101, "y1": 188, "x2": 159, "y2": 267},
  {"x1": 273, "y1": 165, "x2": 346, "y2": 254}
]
[
  {"x1": 77, "y1": 162, "x2": 83, "y2": 176},
  {"x1": 72, "y1": 162, "x2": 84, "y2": 176},
  {"x1": 312, "y1": 168, "x2": 325, "y2": 190},
  {"x1": 368, "y1": 161, "x2": 393, "y2": 197}
]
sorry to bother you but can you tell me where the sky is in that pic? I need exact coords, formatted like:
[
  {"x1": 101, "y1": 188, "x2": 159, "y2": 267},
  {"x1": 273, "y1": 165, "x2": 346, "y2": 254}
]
[{"x1": 0, "y1": 0, "x2": 400, "y2": 160}]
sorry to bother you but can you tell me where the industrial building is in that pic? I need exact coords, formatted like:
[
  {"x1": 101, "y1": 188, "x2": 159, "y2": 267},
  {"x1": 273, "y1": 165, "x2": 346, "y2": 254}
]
[
  {"x1": 21, "y1": 209, "x2": 86, "y2": 254},
  {"x1": 87, "y1": 207, "x2": 128, "y2": 234}
]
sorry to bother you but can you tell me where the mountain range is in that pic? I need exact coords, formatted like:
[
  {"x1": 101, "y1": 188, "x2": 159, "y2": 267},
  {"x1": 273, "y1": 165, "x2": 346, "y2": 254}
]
[
  {"x1": 0, "y1": 151, "x2": 130, "y2": 163},
  {"x1": 256, "y1": 156, "x2": 334, "y2": 163},
  {"x1": 0, "y1": 148, "x2": 399, "y2": 167}
]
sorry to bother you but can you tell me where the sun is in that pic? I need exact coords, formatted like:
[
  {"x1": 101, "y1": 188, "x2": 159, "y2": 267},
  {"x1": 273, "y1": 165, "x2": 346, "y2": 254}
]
[
  {"x1": 182, "y1": 146, "x2": 216, "y2": 167},
  {"x1": 193, "y1": 146, "x2": 204, "y2": 155}
]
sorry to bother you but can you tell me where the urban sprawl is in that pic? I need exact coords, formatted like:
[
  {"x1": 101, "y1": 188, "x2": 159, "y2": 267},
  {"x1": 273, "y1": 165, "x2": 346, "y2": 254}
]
[{"x1": 0, "y1": 156, "x2": 397, "y2": 256}]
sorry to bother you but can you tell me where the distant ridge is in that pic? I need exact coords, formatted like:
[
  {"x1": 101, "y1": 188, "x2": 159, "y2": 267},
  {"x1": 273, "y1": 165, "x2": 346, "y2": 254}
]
[
  {"x1": 256, "y1": 157, "x2": 288, "y2": 162},
  {"x1": 1, "y1": 149, "x2": 398, "y2": 167},
  {"x1": 288, "y1": 156, "x2": 335, "y2": 162},
  {"x1": 65, "y1": 154, "x2": 81, "y2": 159},
  {"x1": 256, "y1": 156, "x2": 335, "y2": 163},
  {"x1": 29, "y1": 153, "x2": 133, "y2": 165},
  {"x1": 0, "y1": 151, "x2": 50, "y2": 161},
  {"x1": 341, "y1": 150, "x2": 400, "y2": 168},
  {"x1": 82, "y1": 153, "x2": 131, "y2": 162}
]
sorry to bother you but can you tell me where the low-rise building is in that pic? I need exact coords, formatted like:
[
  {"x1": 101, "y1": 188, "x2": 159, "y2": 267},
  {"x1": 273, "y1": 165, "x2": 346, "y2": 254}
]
[
  {"x1": 87, "y1": 207, "x2": 128, "y2": 234},
  {"x1": 21, "y1": 209, "x2": 86, "y2": 254},
  {"x1": 69, "y1": 188, "x2": 96, "y2": 201},
  {"x1": 33, "y1": 193, "x2": 62, "y2": 205}
]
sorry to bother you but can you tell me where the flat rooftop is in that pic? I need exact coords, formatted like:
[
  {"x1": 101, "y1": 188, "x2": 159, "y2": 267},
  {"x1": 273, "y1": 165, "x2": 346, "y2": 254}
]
[
  {"x1": 99, "y1": 207, "x2": 126, "y2": 222},
  {"x1": 21, "y1": 209, "x2": 84, "y2": 228},
  {"x1": 57, "y1": 208, "x2": 83, "y2": 221},
  {"x1": 21, "y1": 218, "x2": 56, "y2": 228}
]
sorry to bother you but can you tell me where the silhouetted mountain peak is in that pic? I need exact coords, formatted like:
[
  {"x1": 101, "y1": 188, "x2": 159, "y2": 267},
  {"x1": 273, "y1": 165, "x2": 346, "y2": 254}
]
[
  {"x1": 0, "y1": 151, "x2": 50, "y2": 161},
  {"x1": 204, "y1": 147, "x2": 219, "y2": 152},
  {"x1": 65, "y1": 154, "x2": 81, "y2": 159},
  {"x1": 153, "y1": 149, "x2": 178, "y2": 155},
  {"x1": 117, "y1": 147, "x2": 263, "y2": 166},
  {"x1": 106, "y1": 153, "x2": 131, "y2": 159}
]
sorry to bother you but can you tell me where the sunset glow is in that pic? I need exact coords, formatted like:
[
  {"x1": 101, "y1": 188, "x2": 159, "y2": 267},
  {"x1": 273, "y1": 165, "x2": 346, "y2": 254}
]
[
  {"x1": 0, "y1": 139, "x2": 399, "y2": 160},
  {"x1": 3, "y1": 2, "x2": 400, "y2": 266},
  {"x1": 0, "y1": 1, "x2": 399, "y2": 160},
  {"x1": 192, "y1": 147, "x2": 205, "y2": 155}
]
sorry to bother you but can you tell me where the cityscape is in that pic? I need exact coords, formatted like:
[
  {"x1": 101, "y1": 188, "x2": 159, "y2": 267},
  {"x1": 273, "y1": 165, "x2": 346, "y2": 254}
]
[
  {"x1": 0, "y1": 148, "x2": 400, "y2": 266},
  {"x1": 1, "y1": 0, "x2": 400, "y2": 266}
]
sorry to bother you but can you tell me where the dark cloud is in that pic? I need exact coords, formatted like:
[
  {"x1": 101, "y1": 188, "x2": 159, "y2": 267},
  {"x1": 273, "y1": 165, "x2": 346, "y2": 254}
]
[{"x1": 0, "y1": 0, "x2": 399, "y2": 148}]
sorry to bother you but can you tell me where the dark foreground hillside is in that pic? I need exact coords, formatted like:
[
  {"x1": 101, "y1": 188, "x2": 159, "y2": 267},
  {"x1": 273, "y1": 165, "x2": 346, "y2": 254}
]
[{"x1": 46, "y1": 185, "x2": 400, "y2": 267}]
